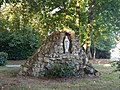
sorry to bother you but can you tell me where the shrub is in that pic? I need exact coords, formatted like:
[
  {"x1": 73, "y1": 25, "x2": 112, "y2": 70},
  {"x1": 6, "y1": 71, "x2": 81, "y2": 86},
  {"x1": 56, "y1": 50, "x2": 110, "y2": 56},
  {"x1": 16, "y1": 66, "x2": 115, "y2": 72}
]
[
  {"x1": 111, "y1": 60, "x2": 120, "y2": 78},
  {"x1": 0, "y1": 27, "x2": 41, "y2": 60},
  {"x1": 111, "y1": 61, "x2": 120, "y2": 71},
  {"x1": 45, "y1": 63, "x2": 75, "y2": 78},
  {"x1": 0, "y1": 52, "x2": 8, "y2": 66}
]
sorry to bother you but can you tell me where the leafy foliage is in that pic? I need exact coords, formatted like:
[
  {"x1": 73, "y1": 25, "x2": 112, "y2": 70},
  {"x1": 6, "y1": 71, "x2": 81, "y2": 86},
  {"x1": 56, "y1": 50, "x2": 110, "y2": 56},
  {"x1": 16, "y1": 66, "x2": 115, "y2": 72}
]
[
  {"x1": 0, "y1": 52, "x2": 8, "y2": 66},
  {"x1": 92, "y1": 0, "x2": 120, "y2": 50},
  {"x1": 0, "y1": 0, "x2": 120, "y2": 60},
  {"x1": 0, "y1": 27, "x2": 41, "y2": 60},
  {"x1": 45, "y1": 63, "x2": 75, "y2": 78},
  {"x1": 0, "y1": 2, "x2": 44, "y2": 60},
  {"x1": 111, "y1": 61, "x2": 120, "y2": 78},
  {"x1": 112, "y1": 61, "x2": 120, "y2": 71}
]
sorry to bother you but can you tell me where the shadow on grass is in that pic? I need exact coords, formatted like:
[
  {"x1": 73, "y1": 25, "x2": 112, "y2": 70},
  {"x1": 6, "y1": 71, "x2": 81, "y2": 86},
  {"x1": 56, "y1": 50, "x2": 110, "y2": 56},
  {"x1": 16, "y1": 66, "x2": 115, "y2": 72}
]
[{"x1": 0, "y1": 66, "x2": 19, "y2": 77}]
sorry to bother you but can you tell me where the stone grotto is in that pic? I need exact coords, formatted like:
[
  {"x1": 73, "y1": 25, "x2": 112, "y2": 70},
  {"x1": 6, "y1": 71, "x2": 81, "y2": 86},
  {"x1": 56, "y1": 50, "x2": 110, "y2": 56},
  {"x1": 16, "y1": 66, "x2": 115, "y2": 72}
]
[{"x1": 19, "y1": 28, "x2": 89, "y2": 77}]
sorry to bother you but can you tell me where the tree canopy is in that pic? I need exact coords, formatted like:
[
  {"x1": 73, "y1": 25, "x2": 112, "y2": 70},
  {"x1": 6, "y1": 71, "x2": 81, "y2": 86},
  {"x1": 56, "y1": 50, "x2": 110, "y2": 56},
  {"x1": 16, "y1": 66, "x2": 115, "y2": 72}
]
[{"x1": 0, "y1": 0, "x2": 120, "y2": 59}]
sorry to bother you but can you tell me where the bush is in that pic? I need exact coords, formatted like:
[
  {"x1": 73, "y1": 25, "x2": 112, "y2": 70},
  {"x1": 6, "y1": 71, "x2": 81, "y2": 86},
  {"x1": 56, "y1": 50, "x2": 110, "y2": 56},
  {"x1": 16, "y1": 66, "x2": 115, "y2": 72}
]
[
  {"x1": 111, "y1": 60, "x2": 120, "y2": 78},
  {"x1": 45, "y1": 63, "x2": 75, "y2": 78},
  {"x1": 111, "y1": 61, "x2": 120, "y2": 71},
  {"x1": 0, "y1": 27, "x2": 41, "y2": 60},
  {"x1": 0, "y1": 52, "x2": 8, "y2": 66}
]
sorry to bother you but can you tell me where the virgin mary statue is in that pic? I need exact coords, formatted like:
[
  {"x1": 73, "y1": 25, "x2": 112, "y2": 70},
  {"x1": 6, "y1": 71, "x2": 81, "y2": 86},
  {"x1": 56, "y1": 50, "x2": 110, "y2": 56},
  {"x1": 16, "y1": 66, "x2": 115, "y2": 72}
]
[{"x1": 64, "y1": 36, "x2": 70, "y2": 53}]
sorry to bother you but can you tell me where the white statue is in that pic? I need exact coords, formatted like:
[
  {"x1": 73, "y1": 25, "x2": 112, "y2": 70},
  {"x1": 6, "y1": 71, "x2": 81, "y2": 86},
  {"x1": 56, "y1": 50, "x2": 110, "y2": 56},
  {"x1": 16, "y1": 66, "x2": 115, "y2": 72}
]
[{"x1": 64, "y1": 36, "x2": 70, "y2": 53}]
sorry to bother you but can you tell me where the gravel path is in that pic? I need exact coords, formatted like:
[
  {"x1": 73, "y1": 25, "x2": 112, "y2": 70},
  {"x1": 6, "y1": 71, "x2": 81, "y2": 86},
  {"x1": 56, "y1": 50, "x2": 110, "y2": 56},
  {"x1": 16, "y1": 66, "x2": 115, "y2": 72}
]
[{"x1": 6, "y1": 65, "x2": 21, "y2": 67}]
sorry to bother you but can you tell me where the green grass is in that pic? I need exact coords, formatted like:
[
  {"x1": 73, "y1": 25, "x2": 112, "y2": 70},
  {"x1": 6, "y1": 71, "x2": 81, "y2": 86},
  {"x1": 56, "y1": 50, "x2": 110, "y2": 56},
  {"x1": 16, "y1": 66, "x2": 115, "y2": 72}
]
[
  {"x1": 0, "y1": 64, "x2": 120, "y2": 90},
  {"x1": 0, "y1": 66, "x2": 19, "y2": 77}
]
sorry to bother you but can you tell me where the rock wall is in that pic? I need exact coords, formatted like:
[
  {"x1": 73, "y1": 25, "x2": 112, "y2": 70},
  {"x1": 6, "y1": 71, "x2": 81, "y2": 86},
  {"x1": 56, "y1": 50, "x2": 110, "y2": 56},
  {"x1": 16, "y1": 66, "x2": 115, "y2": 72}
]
[{"x1": 20, "y1": 30, "x2": 88, "y2": 77}]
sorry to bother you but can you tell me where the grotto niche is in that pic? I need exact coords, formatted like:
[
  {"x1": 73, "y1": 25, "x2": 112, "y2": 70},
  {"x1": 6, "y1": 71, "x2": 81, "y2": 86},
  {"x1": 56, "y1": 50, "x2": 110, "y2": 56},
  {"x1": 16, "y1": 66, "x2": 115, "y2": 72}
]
[{"x1": 20, "y1": 28, "x2": 89, "y2": 77}]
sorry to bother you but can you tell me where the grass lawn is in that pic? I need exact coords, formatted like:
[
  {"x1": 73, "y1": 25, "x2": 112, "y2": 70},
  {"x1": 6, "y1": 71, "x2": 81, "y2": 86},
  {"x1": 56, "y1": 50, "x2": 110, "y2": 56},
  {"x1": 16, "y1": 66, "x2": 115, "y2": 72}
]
[{"x1": 0, "y1": 64, "x2": 120, "y2": 90}]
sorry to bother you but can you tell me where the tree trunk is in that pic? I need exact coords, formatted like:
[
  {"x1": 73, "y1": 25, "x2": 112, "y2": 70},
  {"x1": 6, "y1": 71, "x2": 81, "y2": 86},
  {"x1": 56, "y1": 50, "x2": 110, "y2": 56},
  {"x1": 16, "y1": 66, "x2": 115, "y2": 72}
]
[
  {"x1": 88, "y1": 0, "x2": 95, "y2": 24},
  {"x1": 86, "y1": 45, "x2": 92, "y2": 59},
  {"x1": 76, "y1": 0, "x2": 81, "y2": 35},
  {"x1": 84, "y1": 0, "x2": 95, "y2": 59},
  {"x1": 93, "y1": 45, "x2": 96, "y2": 60}
]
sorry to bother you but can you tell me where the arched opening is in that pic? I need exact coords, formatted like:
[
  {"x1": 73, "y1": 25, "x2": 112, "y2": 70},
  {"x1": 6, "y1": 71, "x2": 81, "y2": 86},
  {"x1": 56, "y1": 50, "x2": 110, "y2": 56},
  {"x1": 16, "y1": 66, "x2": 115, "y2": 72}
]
[{"x1": 63, "y1": 32, "x2": 72, "y2": 54}]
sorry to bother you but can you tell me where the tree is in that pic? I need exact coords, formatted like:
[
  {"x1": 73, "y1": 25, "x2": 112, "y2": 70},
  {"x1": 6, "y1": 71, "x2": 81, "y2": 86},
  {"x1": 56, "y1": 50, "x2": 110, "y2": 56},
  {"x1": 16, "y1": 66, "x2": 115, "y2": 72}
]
[
  {"x1": 0, "y1": 0, "x2": 120, "y2": 60},
  {"x1": 91, "y1": 0, "x2": 120, "y2": 59},
  {"x1": 0, "y1": 1, "x2": 41, "y2": 59},
  {"x1": 83, "y1": 0, "x2": 95, "y2": 59}
]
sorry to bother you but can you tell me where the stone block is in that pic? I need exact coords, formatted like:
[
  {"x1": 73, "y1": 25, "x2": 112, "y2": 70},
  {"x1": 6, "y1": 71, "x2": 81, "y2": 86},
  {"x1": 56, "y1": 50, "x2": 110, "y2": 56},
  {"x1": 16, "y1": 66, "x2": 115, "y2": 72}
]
[
  {"x1": 38, "y1": 57, "x2": 43, "y2": 61},
  {"x1": 62, "y1": 55, "x2": 68, "y2": 59},
  {"x1": 43, "y1": 57, "x2": 50, "y2": 63},
  {"x1": 23, "y1": 67, "x2": 28, "y2": 72},
  {"x1": 49, "y1": 58, "x2": 56, "y2": 61},
  {"x1": 76, "y1": 64, "x2": 80, "y2": 70}
]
